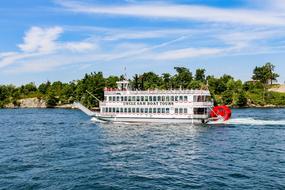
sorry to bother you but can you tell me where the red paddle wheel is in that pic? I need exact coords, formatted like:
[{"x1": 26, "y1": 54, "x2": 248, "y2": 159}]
[{"x1": 210, "y1": 105, "x2": 232, "y2": 121}]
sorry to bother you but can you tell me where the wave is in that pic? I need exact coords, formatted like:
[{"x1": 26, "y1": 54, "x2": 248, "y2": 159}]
[{"x1": 210, "y1": 118, "x2": 285, "y2": 126}]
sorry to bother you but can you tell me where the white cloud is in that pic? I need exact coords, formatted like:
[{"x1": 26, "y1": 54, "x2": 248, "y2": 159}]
[
  {"x1": 63, "y1": 42, "x2": 95, "y2": 52},
  {"x1": 18, "y1": 26, "x2": 63, "y2": 53},
  {"x1": 154, "y1": 48, "x2": 224, "y2": 60},
  {"x1": 0, "y1": 26, "x2": 97, "y2": 71},
  {"x1": 58, "y1": 1, "x2": 285, "y2": 26},
  {"x1": 2, "y1": 23, "x2": 285, "y2": 74}
]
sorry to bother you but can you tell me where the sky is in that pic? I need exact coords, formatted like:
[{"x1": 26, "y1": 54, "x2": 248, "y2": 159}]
[{"x1": 0, "y1": 0, "x2": 285, "y2": 85}]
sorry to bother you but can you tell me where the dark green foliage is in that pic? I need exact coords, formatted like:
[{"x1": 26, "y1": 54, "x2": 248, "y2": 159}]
[
  {"x1": 195, "y1": 69, "x2": 206, "y2": 82},
  {"x1": 162, "y1": 73, "x2": 172, "y2": 90},
  {"x1": 252, "y1": 62, "x2": 279, "y2": 84},
  {"x1": 236, "y1": 91, "x2": 247, "y2": 107},
  {"x1": 46, "y1": 93, "x2": 58, "y2": 107},
  {"x1": 173, "y1": 67, "x2": 193, "y2": 89},
  {"x1": 38, "y1": 81, "x2": 51, "y2": 94},
  {"x1": 221, "y1": 90, "x2": 233, "y2": 105}
]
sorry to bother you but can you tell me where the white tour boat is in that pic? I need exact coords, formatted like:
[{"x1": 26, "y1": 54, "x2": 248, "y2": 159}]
[{"x1": 75, "y1": 80, "x2": 231, "y2": 124}]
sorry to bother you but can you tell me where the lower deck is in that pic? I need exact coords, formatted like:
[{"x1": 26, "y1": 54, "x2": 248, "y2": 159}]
[{"x1": 96, "y1": 113, "x2": 209, "y2": 124}]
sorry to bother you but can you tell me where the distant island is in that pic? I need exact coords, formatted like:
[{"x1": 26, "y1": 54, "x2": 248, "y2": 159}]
[{"x1": 0, "y1": 62, "x2": 284, "y2": 109}]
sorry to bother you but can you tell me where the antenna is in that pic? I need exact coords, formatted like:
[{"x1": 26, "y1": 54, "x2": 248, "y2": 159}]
[{"x1": 124, "y1": 66, "x2": 127, "y2": 80}]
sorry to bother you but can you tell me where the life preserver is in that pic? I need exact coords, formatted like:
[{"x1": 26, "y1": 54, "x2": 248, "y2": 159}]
[{"x1": 210, "y1": 106, "x2": 232, "y2": 121}]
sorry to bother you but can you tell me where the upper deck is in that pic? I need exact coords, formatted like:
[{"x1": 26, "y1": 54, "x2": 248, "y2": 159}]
[{"x1": 104, "y1": 89, "x2": 211, "y2": 96}]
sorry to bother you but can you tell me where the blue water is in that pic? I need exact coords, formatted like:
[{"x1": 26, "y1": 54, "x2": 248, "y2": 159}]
[{"x1": 0, "y1": 108, "x2": 284, "y2": 190}]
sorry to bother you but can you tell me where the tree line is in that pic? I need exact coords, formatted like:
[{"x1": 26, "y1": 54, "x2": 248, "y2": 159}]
[{"x1": 0, "y1": 62, "x2": 284, "y2": 108}]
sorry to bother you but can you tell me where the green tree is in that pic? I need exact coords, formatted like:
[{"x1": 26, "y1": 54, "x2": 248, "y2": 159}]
[
  {"x1": 188, "y1": 80, "x2": 202, "y2": 89},
  {"x1": 221, "y1": 90, "x2": 233, "y2": 105},
  {"x1": 162, "y1": 73, "x2": 172, "y2": 90},
  {"x1": 140, "y1": 72, "x2": 163, "y2": 90},
  {"x1": 106, "y1": 76, "x2": 120, "y2": 88},
  {"x1": 236, "y1": 91, "x2": 247, "y2": 107},
  {"x1": 252, "y1": 63, "x2": 279, "y2": 84},
  {"x1": 38, "y1": 81, "x2": 51, "y2": 94},
  {"x1": 46, "y1": 92, "x2": 58, "y2": 107},
  {"x1": 195, "y1": 68, "x2": 206, "y2": 82},
  {"x1": 173, "y1": 67, "x2": 193, "y2": 89}
]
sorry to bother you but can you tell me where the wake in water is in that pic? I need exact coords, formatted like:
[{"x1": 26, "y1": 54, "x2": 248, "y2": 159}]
[
  {"x1": 213, "y1": 118, "x2": 285, "y2": 126},
  {"x1": 91, "y1": 117, "x2": 285, "y2": 126}
]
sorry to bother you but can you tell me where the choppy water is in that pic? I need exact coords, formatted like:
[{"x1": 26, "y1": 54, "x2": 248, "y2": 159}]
[{"x1": 0, "y1": 108, "x2": 284, "y2": 190}]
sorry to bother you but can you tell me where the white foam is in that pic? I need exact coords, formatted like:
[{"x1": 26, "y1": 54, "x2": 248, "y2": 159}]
[
  {"x1": 91, "y1": 117, "x2": 107, "y2": 123},
  {"x1": 210, "y1": 118, "x2": 285, "y2": 126}
]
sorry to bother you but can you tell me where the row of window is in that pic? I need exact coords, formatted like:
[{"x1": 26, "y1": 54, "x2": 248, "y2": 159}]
[
  {"x1": 102, "y1": 107, "x2": 208, "y2": 115},
  {"x1": 105, "y1": 95, "x2": 211, "y2": 102},
  {"x1": 194, "y1": 108, "x2": 208, "y2": 115},
  {"x1": 103, "y1": 107, "x2": 171, "y2": 114},
  {"x1": 194, "y1": 96, "x2": 212, "y2": 102}
]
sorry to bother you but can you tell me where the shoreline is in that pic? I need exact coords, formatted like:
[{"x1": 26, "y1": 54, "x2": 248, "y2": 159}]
[{"x1": 1, "y1": 105, "x2": 285, "y2": 109}]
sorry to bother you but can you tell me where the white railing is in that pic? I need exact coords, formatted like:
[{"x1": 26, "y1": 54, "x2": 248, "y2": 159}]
[{"x1": 104, "y1": 89, "x2": 210, "y2": 95}]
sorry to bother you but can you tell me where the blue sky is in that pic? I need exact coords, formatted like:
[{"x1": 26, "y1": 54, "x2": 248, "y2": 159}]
[{"x1": 1, "y1": 0, "x2": 285, "y2": 85}]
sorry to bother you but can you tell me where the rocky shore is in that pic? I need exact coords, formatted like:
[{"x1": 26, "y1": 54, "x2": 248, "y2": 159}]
[{"x1": 3, "y1": 98, "x2": 75, "y2": 109}]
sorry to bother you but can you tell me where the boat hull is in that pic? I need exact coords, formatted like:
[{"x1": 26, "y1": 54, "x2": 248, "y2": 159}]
[{"x1": 93, "y1": 116, "x2": 208, "y2": 124}]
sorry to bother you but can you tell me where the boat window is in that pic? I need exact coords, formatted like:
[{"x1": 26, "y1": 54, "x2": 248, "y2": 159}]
[
  {"x1": 171, "y1": 96, "x2": 174, "y2": 101},
  {"x1": 184, "y1": 108, "x2": 187, "y2": 114},
  {"x1": 141, "y1": 96, "x2": 144, "y2": 101},
  {"x1": 175, "y1": 96, "x2": 178, "y2": 101},
  {"x1": 198, "y1": 96, "x2": 204, "y2": 102},
  {"x1": 194, "y1": 108, "x2": 207, "y2": 115},
  {"x1": 158, "y1": 108, "x2": 161, "y2": 113},
  {"x1": 136, "y1": 108, "x2": 139, "y2": 113},
  {"x1": 158, "y1": 96, "x2": 161, "y2": 101},
  {"x1": 162, "y1": 96, "x2": 165, "y2": 101},
  {"x1": 153, "y1": 108, "x2": 157, "y2": 113},
  {"x1": 175, "y1": 108, "x2": 178, "y2": 114},
  {"x1": 132, "y1": 96, "x2": 136, "y2": 101},
  {"x1": 149, "y1": 108, "x2": 152, "y2": 113},
  {"x1": 149, "y1": 96, "x2": 153, "y2": 101},
  {"x1": 166, "y1": 108, "x2": 170, "y2": 113},
  {"x1": 184, "y1": 96, "x2": 188, "y2": 101},
  {"x1": 162, "y1": 108, "x2": 165, "y2": 113},
  {"x1": 179, "y1": 96, "x2": 183, "y2": 101},
  {"x1": 145, "y1": 96, "x2": 148, "y2": 101},
  {"x1": 166, "y1": 96, "x2": 170, "y2": 101},
  {"x1": 153, "y1": 96, "x2": 157, "y2": 101},
  {"x1": 128, "y1": 108, "x2": 131, "y2": 113},
  {"x1": 179, "y1": 108, "x2": 183, "y2": 114}
]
